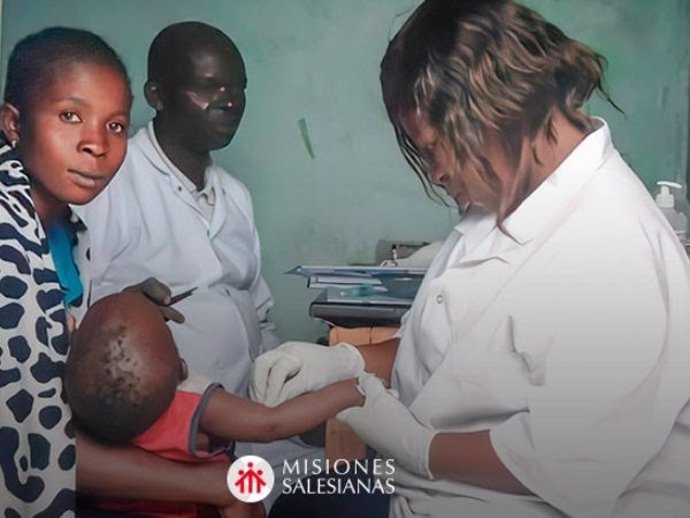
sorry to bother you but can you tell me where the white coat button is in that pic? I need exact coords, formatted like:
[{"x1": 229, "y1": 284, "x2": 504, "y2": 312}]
[{"x1": 436, "y1": 294, "x2": 443, "y2": 303}]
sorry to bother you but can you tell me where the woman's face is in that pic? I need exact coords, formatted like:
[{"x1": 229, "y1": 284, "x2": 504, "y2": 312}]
[
  {"x1": 401, "y1": 111, "x2": 504, "y2": 211},
  {"x1": 18, "y1": 61, "x2": 131, "y2": 208}
]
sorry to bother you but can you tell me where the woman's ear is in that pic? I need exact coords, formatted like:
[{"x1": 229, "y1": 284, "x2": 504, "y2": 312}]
[
  {"x1": 0, "y1": 103, "x2": 21, "y2": 144},
  {"x1": 144, "y1": 81, "x2": 164, "y2": 111}
]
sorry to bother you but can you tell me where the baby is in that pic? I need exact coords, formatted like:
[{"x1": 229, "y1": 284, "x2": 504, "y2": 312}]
[{"x1": 65, "y1": 292, "x2": 363, "y2": 517}]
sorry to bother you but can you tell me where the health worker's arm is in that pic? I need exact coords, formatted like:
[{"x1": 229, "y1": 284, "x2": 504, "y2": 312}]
[
  {"x1": 429, "y1": 432, "x2": 532, "y2": 494},
  {"x1": 355, "y1": 337, "x2": 400, "y2": 385},
  {"x1": 250, "y1": 336, "x2": 399, "y2": 407},
  {"x1": 339, "y1": 338, "x2": 531, "y2": 494}
]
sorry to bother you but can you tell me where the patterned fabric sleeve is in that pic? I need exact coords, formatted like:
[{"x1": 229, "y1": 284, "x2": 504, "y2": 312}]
[{"x1": 0, "y1": 140, "x2": 75, "y2": 517}]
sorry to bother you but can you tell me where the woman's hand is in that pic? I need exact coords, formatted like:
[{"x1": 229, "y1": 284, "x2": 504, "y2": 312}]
[
  {"x1": 76, "y1": 432, "x2": 236, "y2": 504},
  {"x1": 66, "y1": 314, "x2": 77, "y2": 336},
  {"x1": 337, "y1": 374, "x2": 436, "y2": 479},
  {"x1": 249, "y1": 341, "x2": 365, "y2": 406},
  {"x1": 217, "y1": 501, "x2": 265, "y2": 518},
  {"x1": 123, "y1": 276, "x2": 185, "y2": 323}
]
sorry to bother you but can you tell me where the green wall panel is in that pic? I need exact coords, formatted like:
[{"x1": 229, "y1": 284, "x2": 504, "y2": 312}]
[{"x1": 2, "y1": 1, "x2": 688, "y2": 340}]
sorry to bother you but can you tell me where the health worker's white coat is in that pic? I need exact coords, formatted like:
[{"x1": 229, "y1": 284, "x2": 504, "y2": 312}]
[{"x1": 390, "y1": 121, "x2": 690, "y2": 518}]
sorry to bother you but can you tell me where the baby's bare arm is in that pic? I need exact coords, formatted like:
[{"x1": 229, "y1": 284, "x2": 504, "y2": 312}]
[{"x1": 201, "y1": 379, "x2": 363, "y2": 443}]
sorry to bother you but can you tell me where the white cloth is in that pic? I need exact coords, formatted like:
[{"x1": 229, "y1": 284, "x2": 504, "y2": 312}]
[
  {"x1": 75, "y1": 123, "x2": 320, "y2": 507},
  {"x1": 389, "y1": 121, "x2": 690, "y2": 518}
]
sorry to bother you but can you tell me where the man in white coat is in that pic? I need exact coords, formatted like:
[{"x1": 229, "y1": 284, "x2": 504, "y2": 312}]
[{"x1": 77, "y1": 21, "x2": 320, "y2": 507}]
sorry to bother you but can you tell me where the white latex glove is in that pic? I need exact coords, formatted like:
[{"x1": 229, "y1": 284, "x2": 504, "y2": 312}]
[
  {"x1": 249, "y1": 341, "x2": 365, "y2": 406},
  {"x1": 338, "y1": 374, "x2": 436, "y2": 479}
]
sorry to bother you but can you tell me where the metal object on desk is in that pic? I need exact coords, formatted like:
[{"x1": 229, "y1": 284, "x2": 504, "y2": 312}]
[
  {"x1": 309, "y1": 291, "x2": 411, "y2": 328},
  {"x1": 375, "y1": 239, "x2": 429, "y2": 264}
]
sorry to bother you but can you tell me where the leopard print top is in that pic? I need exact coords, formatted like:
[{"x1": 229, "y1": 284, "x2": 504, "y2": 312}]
[{"x1": 0, "y1": 138, "x2": 76, "y2": 517}]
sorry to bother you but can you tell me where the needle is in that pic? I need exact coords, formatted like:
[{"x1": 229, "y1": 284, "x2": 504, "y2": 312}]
[{"x1": 169, "y1": 287, "x2": 197, "y2": 305}]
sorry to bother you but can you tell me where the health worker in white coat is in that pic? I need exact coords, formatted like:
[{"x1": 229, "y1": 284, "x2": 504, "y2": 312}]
[
  {"x1": 76, "y1": 22, "x2": 319, "y2": 507},
  {"x1": 253, "y1": 2, "x2": 690, "y2": 517}
]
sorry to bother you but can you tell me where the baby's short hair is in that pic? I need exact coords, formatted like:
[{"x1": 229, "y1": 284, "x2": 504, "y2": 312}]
[{"x1": 65, "y1": 292, "x2": 179, "y2": 444}]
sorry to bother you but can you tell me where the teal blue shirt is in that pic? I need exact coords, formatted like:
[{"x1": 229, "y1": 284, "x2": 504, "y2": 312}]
[{"x1": 47, "y1": 222, "x2": 83, "y2": 306}]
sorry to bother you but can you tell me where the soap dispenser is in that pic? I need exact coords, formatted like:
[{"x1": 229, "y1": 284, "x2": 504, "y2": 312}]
[
  {"x1": 674, "y1": 177, "x2": 690, "y2": 232},
  {"x1": 656, "y1": 181, "x2": 688, "y2": 244}
]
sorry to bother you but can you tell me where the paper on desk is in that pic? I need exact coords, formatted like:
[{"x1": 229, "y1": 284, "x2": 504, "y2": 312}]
[
  {"x1": 288, "y1": 265, "x2": 425, "y2": 300},
  {"x1": 288, "y1": 265, "x2": 427, "y2": 278}
]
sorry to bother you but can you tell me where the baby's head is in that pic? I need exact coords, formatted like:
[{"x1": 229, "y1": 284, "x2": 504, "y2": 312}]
[{"x1": 65, "y1": 292, "x2": 182, "y2": 444}]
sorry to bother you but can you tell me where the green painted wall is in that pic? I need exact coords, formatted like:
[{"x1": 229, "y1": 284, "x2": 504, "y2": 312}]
[{"x1": 2, "y1": 1, "x2": 689, "y2": 341}]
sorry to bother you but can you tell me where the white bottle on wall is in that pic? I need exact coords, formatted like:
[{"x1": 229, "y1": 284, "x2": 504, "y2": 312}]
[{"x1": 656, "y1": 181, "x2": 688, "y2": 244}]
